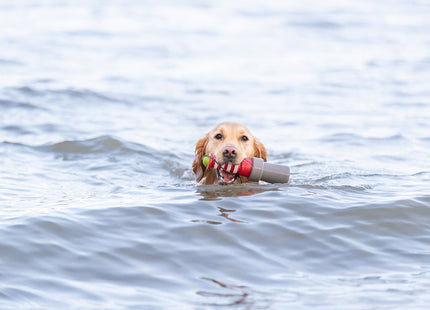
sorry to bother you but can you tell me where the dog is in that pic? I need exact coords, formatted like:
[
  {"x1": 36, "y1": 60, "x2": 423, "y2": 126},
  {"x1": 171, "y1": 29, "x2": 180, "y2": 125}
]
[{"x1": 193, "y1": 122, "x2": 267, "y2": 185}]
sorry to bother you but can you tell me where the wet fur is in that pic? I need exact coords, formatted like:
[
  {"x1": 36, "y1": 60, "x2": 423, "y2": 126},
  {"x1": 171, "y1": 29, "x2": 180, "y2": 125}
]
[{"x1": 192, "y1": 122, "x2": 267, "y2": 184}]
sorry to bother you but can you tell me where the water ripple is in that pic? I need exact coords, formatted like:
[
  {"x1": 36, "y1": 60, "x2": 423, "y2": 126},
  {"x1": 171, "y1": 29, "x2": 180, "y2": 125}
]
[
  {"x1": 1, "y1": 0, "x2": 430, "y2": 309},
  {"x1": 0, "y1": 98, "x2": 45, "y2": 110},
  {"x1": 40, "y1": 135, "x2": 149, "y2": 156}
]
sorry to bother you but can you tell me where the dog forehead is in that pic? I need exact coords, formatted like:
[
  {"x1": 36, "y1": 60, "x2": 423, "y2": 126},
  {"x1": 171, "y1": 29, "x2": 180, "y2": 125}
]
[{"x1": 212, "y1": 122, "x2": 251, "y2": 137}]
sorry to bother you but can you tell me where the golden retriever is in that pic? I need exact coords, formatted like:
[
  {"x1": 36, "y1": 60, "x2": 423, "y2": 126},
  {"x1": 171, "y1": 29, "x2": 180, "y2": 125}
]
[{"x1": 193, "y1": 122, "x2": 267, "y2": 185}]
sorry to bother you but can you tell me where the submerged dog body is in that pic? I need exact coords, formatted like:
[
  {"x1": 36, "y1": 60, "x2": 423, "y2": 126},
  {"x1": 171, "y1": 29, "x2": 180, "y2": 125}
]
[{"x1": 193, "y1": 122, "x2": 267, "y2": 185}]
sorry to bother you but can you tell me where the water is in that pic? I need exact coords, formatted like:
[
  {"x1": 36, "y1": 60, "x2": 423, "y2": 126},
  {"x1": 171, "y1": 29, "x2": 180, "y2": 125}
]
[{"x1": 1, "y1": 0, "x2": 430, "y2": 309}]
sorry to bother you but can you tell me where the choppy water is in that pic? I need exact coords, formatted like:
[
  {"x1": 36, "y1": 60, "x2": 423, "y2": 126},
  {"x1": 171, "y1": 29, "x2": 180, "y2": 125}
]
[{"x1": 1, "y1": 0, "x2": 430, "y2": 309}]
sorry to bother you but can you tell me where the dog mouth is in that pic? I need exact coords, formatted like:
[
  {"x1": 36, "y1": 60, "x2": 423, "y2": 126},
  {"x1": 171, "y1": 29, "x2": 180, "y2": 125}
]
[{"x1": 216, "y1": 169, "x2": 238, "y2": 185}]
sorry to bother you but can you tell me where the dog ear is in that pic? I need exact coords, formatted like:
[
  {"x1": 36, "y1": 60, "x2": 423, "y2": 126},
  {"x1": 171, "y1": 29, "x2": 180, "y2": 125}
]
[
  {"x1": 253, "y1": 138, "x2": 267, "y2": 162},
  {"x1": 192, "y1": 134, "x2": 209, "y2": 182}
]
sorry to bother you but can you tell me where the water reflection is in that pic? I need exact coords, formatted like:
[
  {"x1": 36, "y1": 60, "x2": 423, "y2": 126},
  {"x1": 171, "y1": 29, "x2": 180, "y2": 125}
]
[
  {"x1": 196, "y1": 184, "x2": 282, "y2": 201},
  {"x1": 189, "y1": 207, "x2": 244, "y2": 224},
  {"x1": 218, "y1": 207, "x2": 244, "y2": 223},
  {"x1": 197, "y1": 277, "x2": 252, "y2": 307}
]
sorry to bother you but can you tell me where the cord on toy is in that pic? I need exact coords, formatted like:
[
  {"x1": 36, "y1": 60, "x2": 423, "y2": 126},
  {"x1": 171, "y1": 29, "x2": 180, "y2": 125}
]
[{"x1": 207, "y1": 154, "x2": 241, "y2": 182}]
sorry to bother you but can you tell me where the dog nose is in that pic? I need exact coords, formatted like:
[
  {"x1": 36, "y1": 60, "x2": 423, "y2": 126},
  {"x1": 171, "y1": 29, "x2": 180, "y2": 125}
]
[{"x1": 222, "y1": 146, "x2": 237, "y2": 162}]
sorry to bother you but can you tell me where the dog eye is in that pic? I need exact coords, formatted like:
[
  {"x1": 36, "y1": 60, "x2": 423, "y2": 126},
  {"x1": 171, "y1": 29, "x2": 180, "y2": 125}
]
[
  {"x1": 241, "y1": 135, "x2": 249, "y2": 142},
  {"x1": 215, "y1": 133, "x2": 223, "y2": 140}
]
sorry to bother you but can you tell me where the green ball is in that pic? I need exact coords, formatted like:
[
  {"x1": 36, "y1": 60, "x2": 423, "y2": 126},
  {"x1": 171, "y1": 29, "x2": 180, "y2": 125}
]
[{"x1": 202, "y1": 155, "x2": 210, "y2": 167}]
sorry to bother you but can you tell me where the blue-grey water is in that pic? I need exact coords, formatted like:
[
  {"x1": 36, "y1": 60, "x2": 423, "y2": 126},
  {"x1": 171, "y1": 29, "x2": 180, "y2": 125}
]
[{"x1": 1, "y1": 0, "x2": 430, "y2": 309}]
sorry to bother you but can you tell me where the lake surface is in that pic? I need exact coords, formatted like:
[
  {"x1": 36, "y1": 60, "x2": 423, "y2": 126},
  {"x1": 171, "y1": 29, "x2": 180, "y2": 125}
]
[{"x1": 1, "y1": 0, "x2": 430, "y2": 309}]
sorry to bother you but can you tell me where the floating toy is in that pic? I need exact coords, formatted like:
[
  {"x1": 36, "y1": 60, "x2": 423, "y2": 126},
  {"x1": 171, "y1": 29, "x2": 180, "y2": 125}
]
[{"x1": 202, "y1": 153, "x2": 290, "y2": 184}]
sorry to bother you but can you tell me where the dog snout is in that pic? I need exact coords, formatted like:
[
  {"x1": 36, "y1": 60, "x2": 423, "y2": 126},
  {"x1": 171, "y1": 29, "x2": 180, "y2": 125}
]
[{"x1": 222, "y1": 146, "x2": 237, "y2": 162}]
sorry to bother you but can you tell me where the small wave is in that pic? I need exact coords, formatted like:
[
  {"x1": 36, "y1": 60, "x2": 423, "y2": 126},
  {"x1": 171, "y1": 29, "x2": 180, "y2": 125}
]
[
  {"x1": 367, "y1": 134, "x2": 407, "y2": 142},
  {"x1": 12, "y1": 86, "x2": 45, "y2": 97},
  {"x1": 294, "y1": 183, "x2": 371, "y2": 192},
  {"x1": 36, "y1": 136, "x2": 189, "y2": 183},
  {"x1": 48, "y1": 88, "x2": 124, "y2": 104},
  {"x1": 412, "y1": 171, "x2": 430, "y2": 177},
  {"x1": 0, "y1": 98, "x2": 44, "y2": 110},
  {"x1": 6, "y1": 86, "x2": 126, "y2": 104},
  {"x1": 314, "y1": 172, "x2": 353, "y2": 182},
  {"x1": 2, "y1": 125, "x2": 33, "y2": 135},
  {"x1": 39, "y1": 136, "x2": 155, "y2": 158},
  {"x1": 2, "y1": 135, "x2": 190, "y2": 184}
]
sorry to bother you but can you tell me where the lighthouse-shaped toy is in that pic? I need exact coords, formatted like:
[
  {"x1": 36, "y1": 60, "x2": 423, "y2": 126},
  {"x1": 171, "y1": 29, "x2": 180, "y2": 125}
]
[{"x1": 202, "y1": 153, "x2": 290, "y2": 184}]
